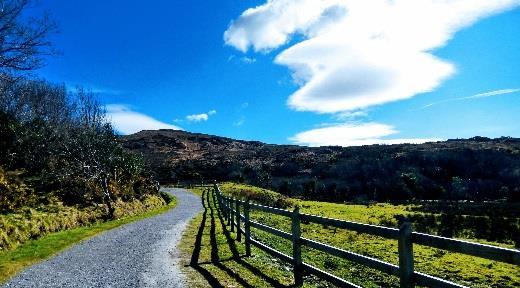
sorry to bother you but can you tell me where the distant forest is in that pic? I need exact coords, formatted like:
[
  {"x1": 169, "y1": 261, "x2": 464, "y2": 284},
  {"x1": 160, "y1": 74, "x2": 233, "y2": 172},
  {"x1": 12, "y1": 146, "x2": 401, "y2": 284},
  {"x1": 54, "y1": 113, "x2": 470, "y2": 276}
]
[{"x1": 123, "y1": 130, "x2": 520, "y2": 203}]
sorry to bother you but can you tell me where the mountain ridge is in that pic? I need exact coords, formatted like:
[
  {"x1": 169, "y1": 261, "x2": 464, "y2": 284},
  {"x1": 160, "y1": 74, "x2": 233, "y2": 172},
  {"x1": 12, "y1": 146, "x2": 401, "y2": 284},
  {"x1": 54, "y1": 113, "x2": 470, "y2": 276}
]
[{"x1": 121, "y1": 129, "x2": 520, "y2": 202}]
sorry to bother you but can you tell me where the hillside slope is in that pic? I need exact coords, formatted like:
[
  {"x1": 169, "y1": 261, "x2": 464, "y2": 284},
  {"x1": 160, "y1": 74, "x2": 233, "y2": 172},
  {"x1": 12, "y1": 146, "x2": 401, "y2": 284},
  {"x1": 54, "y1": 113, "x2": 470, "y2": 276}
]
[{"x1": 121, "y1": 130, "x2": 520, "y2": 202}]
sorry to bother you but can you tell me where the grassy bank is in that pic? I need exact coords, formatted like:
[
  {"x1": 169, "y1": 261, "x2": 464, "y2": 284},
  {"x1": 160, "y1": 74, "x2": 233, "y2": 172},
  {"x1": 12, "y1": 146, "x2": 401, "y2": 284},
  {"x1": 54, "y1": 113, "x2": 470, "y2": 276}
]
[
  {"x1": 0, "y1": 192, "x2": 176, "y2": 283},
  {"x1": 180, "y1": 183, "x2": 519, "y2": 287},
  {"x1": 179, "y1": 187, "x2": 293, "y2": 287}
]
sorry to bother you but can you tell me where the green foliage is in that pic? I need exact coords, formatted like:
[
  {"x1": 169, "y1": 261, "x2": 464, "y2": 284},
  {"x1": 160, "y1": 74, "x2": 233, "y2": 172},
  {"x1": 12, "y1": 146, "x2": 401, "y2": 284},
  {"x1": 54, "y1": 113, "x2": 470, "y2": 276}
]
[{"x1": 0, "y1": 169, "x2": 38, "y2": 212}]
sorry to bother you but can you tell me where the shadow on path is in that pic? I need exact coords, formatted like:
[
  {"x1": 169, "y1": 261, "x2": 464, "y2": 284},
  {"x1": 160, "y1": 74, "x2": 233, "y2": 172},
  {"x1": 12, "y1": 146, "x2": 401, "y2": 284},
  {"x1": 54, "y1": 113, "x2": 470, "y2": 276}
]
[
  {"x1": 188, "y1": 189, "x2": 292, "y2": 288},
  {"x1": 189, "y1": 189, "x2": 224, "y2": 288}
]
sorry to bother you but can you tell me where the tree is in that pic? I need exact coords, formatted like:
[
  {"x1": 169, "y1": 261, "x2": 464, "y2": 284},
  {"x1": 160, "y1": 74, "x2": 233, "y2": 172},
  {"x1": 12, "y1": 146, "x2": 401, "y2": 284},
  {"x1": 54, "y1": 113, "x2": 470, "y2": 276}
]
[
  {"x1": 0, "y1": 0, "x2": 57, "y2": 73},
  {"x1": 52, "y1": 90, "x2": 155, "y2": 218}
]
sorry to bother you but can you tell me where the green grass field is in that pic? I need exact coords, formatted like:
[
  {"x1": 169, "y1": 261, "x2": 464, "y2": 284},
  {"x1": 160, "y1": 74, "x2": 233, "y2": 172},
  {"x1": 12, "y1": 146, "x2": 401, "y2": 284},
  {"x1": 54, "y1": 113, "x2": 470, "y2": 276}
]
[
  {"x1": 180, "y1": 183, "x2": 519, "y2": 288},
  {"x1": 0, "y1": 193, "x2": 176, "y2": 283}
]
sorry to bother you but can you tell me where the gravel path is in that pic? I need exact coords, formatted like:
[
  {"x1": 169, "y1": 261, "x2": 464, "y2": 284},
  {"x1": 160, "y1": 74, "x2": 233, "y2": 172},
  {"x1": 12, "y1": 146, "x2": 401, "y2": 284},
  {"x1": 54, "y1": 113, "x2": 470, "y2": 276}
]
[{"x1": 3, "y1": 188, "x2": 202, "y2": 288}]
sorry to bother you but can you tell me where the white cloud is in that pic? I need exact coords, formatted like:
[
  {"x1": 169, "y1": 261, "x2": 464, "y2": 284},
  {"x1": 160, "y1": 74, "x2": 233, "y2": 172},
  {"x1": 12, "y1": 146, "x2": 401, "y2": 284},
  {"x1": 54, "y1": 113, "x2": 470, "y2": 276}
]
[
  {"x1": 421, "y1": 88, "x2": 520, "y2": 109},
  {"x1": 290, "y1": 122, "x2": 441, "y2": 147},
  {"x1": 225, "y1": 0, "x2": 520, "y2": 113},
  {"x1": 186, "y1": 110, "x2": 217, "y2": 122},
  {"x1": 241, "y1": 56, "x2": 257, "y2": 64},
  {"x1": 186, "y1": 113, "x2": 208, "y2": 122},
  {"x1": 224, "y1": 0, "x2": 335, "y2": 52},
  {"x1": 106, "y1": 105, "x2": 182, "y2": 135}
]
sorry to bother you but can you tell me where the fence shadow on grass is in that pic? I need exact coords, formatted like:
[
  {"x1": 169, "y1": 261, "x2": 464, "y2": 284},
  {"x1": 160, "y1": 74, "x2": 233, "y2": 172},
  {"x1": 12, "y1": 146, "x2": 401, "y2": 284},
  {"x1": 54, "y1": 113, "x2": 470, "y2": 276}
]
[{"x1": 188, "y1": 189, "x2": 292, "y2": 288}]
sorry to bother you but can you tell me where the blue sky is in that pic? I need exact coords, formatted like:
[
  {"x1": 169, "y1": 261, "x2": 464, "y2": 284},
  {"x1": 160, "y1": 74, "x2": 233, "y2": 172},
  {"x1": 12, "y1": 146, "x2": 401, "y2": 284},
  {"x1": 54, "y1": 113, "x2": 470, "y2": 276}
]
[{"x1": 32, "y1": 1, "x2": 520, "y2": 146}]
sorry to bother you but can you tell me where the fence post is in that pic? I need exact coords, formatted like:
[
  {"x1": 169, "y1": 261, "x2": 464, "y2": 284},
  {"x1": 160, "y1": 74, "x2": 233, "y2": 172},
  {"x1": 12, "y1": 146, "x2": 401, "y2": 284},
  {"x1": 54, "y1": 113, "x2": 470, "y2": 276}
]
[
  {"x1": 231, "y1": 198, "x2": 235, "y2": 232},
  {"x1": 225, "y1": 197, "x2": 230, "y2": 224},
  {"x1": 245, "y1": 199, "x2": 251, "y2": 256},
  {"x1": 292, "y1": 207, "x2": 303, "y2": 286},
  {"x1": 227, "y1": 198, "x2": 231, "y2": 225},
  {"x1": 222, "y1": 196, "x2": 226, "y2": 220},
  {"x1": 223, "y1": 196, "x2": 227, "y2": 222},
  {"x1": 213, "y1": 184, "x2": 217, "y2": 207},
  {"x1": 212, "y1": 188, "x2": 217, "y2": 209},
  {"x1": 398, "y1": 222, "x2": 414, "y2": 288},
  {"x1": 236, "y1": 198, "x2": 241, "y2": 242},
  {"x1": 219, "y1": 193, "x2": 223, "y2": 214},
  {"x1": 217, "y1": 188, "x2": 221, "y2": 209}
]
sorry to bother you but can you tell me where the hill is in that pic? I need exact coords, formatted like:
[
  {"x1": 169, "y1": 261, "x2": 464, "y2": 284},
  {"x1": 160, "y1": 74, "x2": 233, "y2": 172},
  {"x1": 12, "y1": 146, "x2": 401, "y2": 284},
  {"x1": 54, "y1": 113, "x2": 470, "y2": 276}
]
[{"x1": 121, "y1": 130, "x2": 520, "y2": 202}]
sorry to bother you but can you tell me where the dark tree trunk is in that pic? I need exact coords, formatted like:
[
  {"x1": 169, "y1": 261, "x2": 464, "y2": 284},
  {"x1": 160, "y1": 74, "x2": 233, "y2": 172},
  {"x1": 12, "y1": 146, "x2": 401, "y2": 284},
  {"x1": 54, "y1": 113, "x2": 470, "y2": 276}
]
[{"x1": 100, "y1": 176, "x2": 115, "y2": 219}]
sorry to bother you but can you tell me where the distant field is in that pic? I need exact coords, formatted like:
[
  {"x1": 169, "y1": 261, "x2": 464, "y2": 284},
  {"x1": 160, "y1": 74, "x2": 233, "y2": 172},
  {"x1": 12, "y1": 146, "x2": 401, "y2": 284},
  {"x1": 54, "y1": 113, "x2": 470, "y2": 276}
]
[{"x1": 181, "y1": 183, "x2": 519, "y2": 288}]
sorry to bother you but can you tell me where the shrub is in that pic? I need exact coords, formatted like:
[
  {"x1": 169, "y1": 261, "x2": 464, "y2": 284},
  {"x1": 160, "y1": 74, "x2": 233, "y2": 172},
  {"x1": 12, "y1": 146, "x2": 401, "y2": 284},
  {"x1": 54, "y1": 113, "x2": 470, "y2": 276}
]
[{"x1": 0, "y1": 168, "x2": 37, "y2": 212}]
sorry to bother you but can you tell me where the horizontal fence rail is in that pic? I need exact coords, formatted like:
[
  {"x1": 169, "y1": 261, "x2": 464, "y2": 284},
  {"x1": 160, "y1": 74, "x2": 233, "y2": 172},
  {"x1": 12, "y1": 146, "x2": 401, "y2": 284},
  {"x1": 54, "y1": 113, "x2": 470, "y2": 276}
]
[{"x1": 212, "y1": 184, "x2": 520, "y2": 288}]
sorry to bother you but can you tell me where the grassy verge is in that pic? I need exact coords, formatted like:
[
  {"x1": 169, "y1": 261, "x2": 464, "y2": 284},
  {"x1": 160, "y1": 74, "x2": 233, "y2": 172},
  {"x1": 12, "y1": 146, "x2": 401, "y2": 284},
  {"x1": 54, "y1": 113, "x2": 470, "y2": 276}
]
[
  {"x1": 179, "y1": 187, "x2": 294, "y2": 288},
  {"x1": 180, "y1": 183, "x2": 519, "y2": 288},
  {"x1": 0, "y1": 193, "x2": 176, "y2": 283}
]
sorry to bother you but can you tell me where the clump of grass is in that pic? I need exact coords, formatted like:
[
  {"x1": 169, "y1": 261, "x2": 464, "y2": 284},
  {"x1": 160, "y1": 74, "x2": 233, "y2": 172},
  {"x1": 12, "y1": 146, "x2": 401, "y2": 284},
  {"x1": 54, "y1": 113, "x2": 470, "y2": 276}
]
[
  {"x1": 0, "y1": 194, "x2": 176, "y2": 283},
  {"x1": 0, "y1": 194, "x2": 170, "y2": 252}
]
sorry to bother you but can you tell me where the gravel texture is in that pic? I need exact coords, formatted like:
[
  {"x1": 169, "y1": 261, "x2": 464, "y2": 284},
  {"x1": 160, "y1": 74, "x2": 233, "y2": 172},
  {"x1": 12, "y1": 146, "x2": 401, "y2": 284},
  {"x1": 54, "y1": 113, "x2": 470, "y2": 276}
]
[{"x1": 3, "y1": 188, "x2": 202, "y2": 288}]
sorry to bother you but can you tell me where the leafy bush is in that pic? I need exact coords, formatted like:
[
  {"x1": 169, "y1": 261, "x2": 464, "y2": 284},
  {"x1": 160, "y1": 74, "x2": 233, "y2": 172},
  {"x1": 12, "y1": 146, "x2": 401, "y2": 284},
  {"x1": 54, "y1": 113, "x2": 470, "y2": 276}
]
[{"x1": 0, "y1": 168, "x2": 37, "y2": 212}]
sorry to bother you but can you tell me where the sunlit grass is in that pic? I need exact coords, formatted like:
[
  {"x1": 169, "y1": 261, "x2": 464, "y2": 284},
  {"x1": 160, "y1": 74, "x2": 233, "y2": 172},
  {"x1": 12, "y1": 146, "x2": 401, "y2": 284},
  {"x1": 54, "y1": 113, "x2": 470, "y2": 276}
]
[
  {"x1": 0, "y1": 194, "x2": 176, "y2": 284},
  {"x1": 181, "y1": 183, "x2": 519, "y2": 287}
]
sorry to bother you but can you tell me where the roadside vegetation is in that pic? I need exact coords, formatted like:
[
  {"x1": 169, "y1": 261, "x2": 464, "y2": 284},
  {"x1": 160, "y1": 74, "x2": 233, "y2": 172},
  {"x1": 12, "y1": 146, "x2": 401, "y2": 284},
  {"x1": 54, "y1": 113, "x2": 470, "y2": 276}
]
[
  {"x1": 0, "y1": 73, "x2": 172, "y2": 254},
  {"x1": 181, "y1": 183, "x2": 519, "y2": 287},
  {"x1": 0, "y1": 0, "x2": 173, "y2": 269},
  {"x1": 0, "y1": 191, "x2": 174, "y2": 251},
  {"x1": 0, "y1": 192, "x2": 176, "y2": 283}
]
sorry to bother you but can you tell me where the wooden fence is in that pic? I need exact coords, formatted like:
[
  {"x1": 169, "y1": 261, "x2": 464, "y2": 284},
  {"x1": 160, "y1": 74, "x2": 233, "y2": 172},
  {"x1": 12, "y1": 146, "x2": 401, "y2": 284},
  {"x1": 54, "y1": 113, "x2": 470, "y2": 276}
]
[{"x1": 212, "y1": 184, "x2": 520, "y2": 288}]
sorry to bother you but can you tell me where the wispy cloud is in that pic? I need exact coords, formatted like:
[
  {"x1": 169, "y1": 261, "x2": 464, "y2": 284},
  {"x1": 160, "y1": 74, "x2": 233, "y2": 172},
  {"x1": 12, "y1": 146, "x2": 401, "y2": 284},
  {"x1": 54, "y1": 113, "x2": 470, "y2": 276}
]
[
  {"x1": 421, "y1": 88, "x2": 520, "y2": 109},
  {"x1": 67, "y1": 85, "x2": 122, "y2": 95},
  {"x1": 225, "y1": 0, "x2": 520, "y2": 113},
  {"x1": 241, "y1": 56, "x2": 256, "y2": 64},
  {"x1": 233, "y1": 116, "x2": 246, "y2": 127},
  {"x1": 186, "y1": 110, "x2": 217, "y2": 122},
  {"x1": 290, "y1": 122, "x2": 440, "y2": 147},
  {"x1": 228, "y1": 55, "x2": 257, "y2": 65},
  {"x1": 334, "y1": 110, "x2": 368, "y2": 120},
  {"x1": 106, "y1": 104, "x2": 182, "y2": 135},
  {"x1": 186, "y1": 114, "x2": 209, "y2": 122}
]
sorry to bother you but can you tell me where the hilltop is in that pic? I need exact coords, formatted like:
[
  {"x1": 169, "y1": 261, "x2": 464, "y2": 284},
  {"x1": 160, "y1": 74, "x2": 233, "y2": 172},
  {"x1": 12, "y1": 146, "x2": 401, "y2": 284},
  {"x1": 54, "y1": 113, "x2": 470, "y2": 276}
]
[{"x1": 121, "y1": 129, "x2": 520, "y2": 202}]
